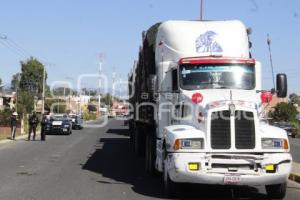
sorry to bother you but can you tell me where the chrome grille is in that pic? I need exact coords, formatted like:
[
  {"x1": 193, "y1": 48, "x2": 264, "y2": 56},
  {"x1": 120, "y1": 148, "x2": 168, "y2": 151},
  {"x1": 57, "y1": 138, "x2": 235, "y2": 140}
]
[
  {"x1": 235, "y1": 111, "x2": 255, "y2": 149},
  {"x1": 211, "y1": 111, "x2": 231, "y2": 149}
]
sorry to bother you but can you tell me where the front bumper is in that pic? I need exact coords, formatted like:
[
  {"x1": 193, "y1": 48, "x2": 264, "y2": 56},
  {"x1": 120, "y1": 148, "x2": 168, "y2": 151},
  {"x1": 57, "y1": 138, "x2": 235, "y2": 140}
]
[
  {"x1": 166, "y1": 152, "x2": 292, "y2": 186},
  {"x1": 51, "y1": 126, "x2": 70, "y2": 134}
]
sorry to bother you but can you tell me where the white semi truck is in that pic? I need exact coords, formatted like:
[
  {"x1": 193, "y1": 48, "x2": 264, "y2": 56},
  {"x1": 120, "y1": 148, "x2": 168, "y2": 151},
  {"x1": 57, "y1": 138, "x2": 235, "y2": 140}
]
[{"x1": 128, "y1": 20, "x2": 291, "y2": 199}]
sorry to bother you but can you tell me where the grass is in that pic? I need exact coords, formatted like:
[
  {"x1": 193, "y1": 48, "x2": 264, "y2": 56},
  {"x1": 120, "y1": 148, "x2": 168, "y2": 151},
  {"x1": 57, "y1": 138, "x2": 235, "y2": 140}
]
[{"x1": 0, "y1": 134, "x2": 10, "y2": 140}]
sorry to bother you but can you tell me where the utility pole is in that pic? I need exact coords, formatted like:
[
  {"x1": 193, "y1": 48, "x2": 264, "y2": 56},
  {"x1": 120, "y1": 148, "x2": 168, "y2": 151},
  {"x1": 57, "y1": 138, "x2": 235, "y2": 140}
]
[
  {"x1": 112, "y1": 67, "x2": 116, "y2": 108},
  {"x1": 267, "y1": 34, "x2": 276, "y2": 89},
  {"x1": 200, "y1": 0, "x2": 204, "y2": 20},
  {"x1": 15, "y1": 87, "x2": 18, "y2": 113},
  {"x1": 119, "y1": 75, "x2": 122, "y2": 100},
  {"x1": 98, "y1": 61, "x2": 102, "y2": 112},
  {"x1": 42, "y1": 65, "x2": 46, "y2": 114},
  {"x1": 78, "y1": 93, "x2": 81, "y2": 116}
]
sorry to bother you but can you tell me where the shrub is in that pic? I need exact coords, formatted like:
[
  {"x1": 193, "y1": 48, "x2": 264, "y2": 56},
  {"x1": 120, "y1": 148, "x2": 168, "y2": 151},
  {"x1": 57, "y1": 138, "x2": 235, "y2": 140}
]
[
  {"x1": 83, "y1": 112, "x2": 97, "y2": 121},
  {"x1": 0, "y1": 108, "x2": 12, "y2": 126},
  {"x1": 269, "y1": 102, "x2": 297, "y2": 122}
]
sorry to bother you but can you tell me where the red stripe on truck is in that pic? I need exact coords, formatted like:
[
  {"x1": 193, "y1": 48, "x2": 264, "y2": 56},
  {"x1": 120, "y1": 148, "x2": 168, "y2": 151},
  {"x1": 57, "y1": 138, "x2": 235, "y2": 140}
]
[{"x1": 179, "y1": 57, "x2": 256, "y2": 65}]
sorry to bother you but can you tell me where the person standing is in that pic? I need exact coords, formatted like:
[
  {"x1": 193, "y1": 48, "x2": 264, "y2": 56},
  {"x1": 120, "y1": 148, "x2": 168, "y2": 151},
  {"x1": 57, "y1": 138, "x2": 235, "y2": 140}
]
[
  {"x1": 40, "y1": 114, "x2": 48, "y2": 141},
  {"x1": 28, "y1": 111, "x2": 39, "y2": 141},
  {"x1": 10, "y1": 112, "x2": 18, "y2": 140}
]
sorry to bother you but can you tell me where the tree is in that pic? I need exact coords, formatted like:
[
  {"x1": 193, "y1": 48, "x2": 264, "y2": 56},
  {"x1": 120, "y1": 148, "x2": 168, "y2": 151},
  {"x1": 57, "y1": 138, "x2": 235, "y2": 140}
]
[
  {"x1": 45, "y1": 85, "x2": 52, "y2": 97},
  {"x1": 72, "y1": 89, "x2": 78, "y2": 96},
  {"x1": 101, "y1": 93, "x2": 113, "y2": 107},
  {"x1": 45, "y1": 98, "x2": 66, "y2": 113},
  {"x1": 289, "y1": 93, "x2": 300, "y2": 105},
  {"x1": 0, "y1": 77, "x2": 2, "y2": 93},
  {"x1": 17, "y1": 57, "x2": 47, "y2": 115},
  {"x1": 88, "y1": 89, "x2": 97, "y2": 96},
  {"x1": 19, "y1": 57, "x2": 47, "y2": 98},
  {"x1": 11, "y1": 73, "x2": 21, "y2": 91},
  {"x1": 0, "y1": 108, "x2": 12, "y2": 126},
  {"x1": 269, "y1": 102, "x2": 297, "y2": 122},
  {"x1": 17, "y1": 90, "x2": 35, "y2": 115},
  {"x1": 53, "y1": 87, "x2": 73, "y2": 96}
]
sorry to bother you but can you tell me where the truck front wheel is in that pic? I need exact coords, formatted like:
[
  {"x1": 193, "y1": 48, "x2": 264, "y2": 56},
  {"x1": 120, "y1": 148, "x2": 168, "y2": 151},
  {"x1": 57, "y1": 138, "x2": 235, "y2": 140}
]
[
  {"x1": 163, "y1": 159, "x2": 178, "y2": 197},
  {"x1": 266, "y1": 182, "x2": 287, "y2": 199}
]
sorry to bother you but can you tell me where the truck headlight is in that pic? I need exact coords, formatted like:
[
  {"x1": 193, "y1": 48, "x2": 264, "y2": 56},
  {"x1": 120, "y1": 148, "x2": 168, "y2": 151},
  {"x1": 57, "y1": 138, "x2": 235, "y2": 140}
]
[
  {"x1": 174, "y1": 138, "x2": 204, "y2": 150},
  {"x1": 261, "y1": 138, "x2": 289, "y2": 149},
  {"x1": 64, "y1": 124, "x2": 70, "y2": 128}
]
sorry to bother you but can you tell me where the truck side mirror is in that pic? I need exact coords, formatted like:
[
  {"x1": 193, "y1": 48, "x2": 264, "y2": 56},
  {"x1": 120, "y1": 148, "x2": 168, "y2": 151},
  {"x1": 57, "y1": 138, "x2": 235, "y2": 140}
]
[{"x1": 276, "y1": 73, "x2": 287, "y2": 98}]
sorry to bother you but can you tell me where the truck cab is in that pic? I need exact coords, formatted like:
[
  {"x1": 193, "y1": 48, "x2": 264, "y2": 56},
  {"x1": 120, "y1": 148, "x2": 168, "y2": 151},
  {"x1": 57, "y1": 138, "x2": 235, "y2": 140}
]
[{"x1": 129, "y1": 20, "x2": 291, "y2": 199}]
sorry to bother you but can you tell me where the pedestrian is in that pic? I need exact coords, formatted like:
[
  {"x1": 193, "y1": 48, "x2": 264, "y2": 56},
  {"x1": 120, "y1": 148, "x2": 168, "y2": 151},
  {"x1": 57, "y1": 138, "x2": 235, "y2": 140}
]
[
  {"x1": 28, "y1": 111, "x2": 39, "y2": 141},
  {"x1": 10, "y1": 112, "x2": 18, "y2": 140},
  {"x1": 40, "y1": 113, "x2": 48, "y2": 141}
]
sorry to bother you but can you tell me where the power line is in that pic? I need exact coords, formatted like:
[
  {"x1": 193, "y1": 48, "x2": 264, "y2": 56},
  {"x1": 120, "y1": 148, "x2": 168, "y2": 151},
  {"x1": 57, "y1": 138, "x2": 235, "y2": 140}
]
[
  {"x1": 0, "y1": 39, "x2": 27, "y2": 58},
  {"x1": 6, "y1": 37, "x2": 32, "y2": 57},
  {"x1": 0, "y1": 33, "x2": 31, "y2": 58}
]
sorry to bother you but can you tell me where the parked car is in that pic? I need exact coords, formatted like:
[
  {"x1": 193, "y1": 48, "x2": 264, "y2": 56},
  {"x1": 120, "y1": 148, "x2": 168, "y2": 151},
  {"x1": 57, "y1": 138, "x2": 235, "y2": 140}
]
[
  {"x1": 69, "y1": 115, "x2": 83, "y2": 130},
  {"x1": 49, "y1": 114, "x2": 72, "y2": 135},
  {"x1": 272, "y1": 122, "x2": 298, "y2": 138}
]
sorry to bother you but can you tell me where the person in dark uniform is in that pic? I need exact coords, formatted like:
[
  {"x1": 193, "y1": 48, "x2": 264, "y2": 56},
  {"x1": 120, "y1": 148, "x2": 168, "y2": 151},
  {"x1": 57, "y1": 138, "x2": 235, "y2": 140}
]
[
  {"x1": 28, "y1": 111, "x2": 39, "y2": 141},
  {"x1": 40, "y1": 114, "x2": 48, "y2": 141},
  {"x1": 10, "y1": 112, "x2": 18, "y2": 140}
]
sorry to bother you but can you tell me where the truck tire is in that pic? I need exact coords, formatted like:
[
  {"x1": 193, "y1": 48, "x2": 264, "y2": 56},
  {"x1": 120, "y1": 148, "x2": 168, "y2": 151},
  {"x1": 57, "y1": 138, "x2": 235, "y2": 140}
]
[
  {"x1": 163, "y1": 159, "x2": 178, "y2": 197},
  {"x1": 145, "y1": 133, "x2": 157, "y2": 175},
  {"x1": 266, "y1": 182, "x2": 287, "y2": 199}
]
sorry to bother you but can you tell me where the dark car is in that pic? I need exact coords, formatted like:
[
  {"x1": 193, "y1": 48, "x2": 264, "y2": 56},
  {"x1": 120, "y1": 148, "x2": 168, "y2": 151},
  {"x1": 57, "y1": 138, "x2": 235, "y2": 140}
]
[
  {"x1": 273, "y1": 122, "x2": 298, "y2": 138},
  {"x1": 70, "y1": 115, "x2": 83, "y2": 130},
  {"x1": 49, "y1": 114, "x2": 72, "y2": 135}
]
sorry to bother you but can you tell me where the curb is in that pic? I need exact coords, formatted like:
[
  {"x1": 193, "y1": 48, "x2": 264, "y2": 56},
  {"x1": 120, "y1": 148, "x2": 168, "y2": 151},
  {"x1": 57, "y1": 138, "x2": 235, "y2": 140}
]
[
  {"x1": 289, "y1": 172, "x2": 300, "y2": 184},
  {"x1": 289, "y1": 162, "x2": 300, "y2": 184}
]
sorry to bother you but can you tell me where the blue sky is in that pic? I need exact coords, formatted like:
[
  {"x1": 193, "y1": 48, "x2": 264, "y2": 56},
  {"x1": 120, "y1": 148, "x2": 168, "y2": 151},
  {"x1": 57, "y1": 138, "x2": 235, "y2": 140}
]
[{"x1": 0, "y1": 0, "x2": 299, "y2": 93}]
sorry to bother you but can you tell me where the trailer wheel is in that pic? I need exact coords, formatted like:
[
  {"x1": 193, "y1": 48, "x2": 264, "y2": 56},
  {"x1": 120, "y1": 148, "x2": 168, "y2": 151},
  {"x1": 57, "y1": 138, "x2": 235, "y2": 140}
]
[
  {"x1": 266, "y1": 182, "x2": 287, "y2": 199},
  {"x1": 163, "y1": 158, "x2": 177, "y2": 197}
]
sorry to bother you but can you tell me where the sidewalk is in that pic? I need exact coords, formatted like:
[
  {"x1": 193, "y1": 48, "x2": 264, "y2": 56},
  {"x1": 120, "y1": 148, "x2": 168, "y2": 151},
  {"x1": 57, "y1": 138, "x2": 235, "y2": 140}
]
[
  {"x1": 0, "y1": 132, "x2": 41, "y2": 144},
  {"x1": 290, "y1": 162, "x2": 300, "y2": 184}
]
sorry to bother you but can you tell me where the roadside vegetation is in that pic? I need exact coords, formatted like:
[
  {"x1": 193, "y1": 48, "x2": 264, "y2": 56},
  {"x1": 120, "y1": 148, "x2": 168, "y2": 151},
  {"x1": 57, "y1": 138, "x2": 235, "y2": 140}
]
[{"x1": 269, "y1": 100, "x2": 300, "y2": 138}]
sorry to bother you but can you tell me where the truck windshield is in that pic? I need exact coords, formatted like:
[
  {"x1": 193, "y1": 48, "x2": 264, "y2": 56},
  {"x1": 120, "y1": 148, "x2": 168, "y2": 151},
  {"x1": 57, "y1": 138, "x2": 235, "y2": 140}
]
[{"x1": 179, "y1": 64, "x2": 255, "y2": 90}]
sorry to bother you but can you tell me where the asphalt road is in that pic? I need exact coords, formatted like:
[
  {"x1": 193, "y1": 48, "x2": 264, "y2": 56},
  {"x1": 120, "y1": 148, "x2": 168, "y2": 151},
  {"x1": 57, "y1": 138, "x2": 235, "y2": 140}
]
[
  {"x1": 0, "y1": 119, "x2": 300, "y2": 200},
  {"x1": 290, "y1": 137, "x2": 300, "y2": 163}
]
